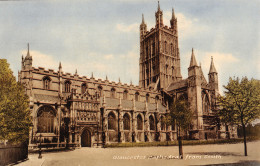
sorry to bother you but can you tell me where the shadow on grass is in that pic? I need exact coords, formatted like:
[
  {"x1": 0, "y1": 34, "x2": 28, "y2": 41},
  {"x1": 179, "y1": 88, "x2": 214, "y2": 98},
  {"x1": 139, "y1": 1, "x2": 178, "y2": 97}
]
[
  {"x1": 187, "y1": 152, "x2": 242, "y2": 157},
  {"x1": 29, "y1": 147, "x2": 75, "y2": 154},
  {"x1": 191, "y1": 160, "x2": 260, "y2": 166}
]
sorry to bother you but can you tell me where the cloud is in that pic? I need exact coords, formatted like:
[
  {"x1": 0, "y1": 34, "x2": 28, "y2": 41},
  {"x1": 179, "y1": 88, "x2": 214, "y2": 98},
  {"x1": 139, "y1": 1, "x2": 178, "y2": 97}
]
[
  {"x1": 200, "y1": 51, "x2": 239, "y2": 72},
  {"x1": 199, "y1": 51, "x2": 240, "y2": 94},
  {"x1": 20, "y1": 49, "x2": 110, "y2": 78},
  {"x1": 21, "y1": 50, "x2": 58, "y2": 70},
  {"x1": 104, "y1": 54, "x2": 114, "y2": 60},
  {"x1": 164, "y1": 11, "x2": 208, "y2": 39},
  {"x1": 116, "y1": 23, "x2": 139, "y2": 33}
]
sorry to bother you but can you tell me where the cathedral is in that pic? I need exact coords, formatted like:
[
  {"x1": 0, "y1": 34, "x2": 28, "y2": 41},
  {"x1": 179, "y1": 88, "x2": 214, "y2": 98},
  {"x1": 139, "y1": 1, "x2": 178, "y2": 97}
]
[{"x1": 19, "y1": 3, "x2": 237, "y2": 148}]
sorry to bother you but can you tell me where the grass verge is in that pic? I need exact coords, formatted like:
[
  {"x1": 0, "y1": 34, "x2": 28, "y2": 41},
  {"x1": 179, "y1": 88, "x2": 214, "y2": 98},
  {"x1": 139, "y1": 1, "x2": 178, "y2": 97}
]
[{"x1": 104, "y1": 137, "x2": 260, "y2": 148}]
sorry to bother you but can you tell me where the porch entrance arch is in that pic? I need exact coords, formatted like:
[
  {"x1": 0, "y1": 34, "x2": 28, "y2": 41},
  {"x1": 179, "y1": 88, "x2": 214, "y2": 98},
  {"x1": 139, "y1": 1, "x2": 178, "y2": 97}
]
[{"x1": 81, "y1": 128, "x2": 91, "y2": 147}]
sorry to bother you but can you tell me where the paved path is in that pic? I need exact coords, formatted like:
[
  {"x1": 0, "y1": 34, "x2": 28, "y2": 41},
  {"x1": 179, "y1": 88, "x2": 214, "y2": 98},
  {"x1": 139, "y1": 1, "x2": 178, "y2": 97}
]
[{"x1": 18, "y1": 141, "x2": 260, "y2": 166}]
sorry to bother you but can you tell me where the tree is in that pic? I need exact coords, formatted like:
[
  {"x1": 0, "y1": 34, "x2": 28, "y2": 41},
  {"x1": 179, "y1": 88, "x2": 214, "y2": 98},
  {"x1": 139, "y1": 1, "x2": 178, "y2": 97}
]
[
  {"x1": 218, "y1": 77, "x2": 260, "y2": 156},
  {"x1": 164, "y1": 98, "x2": 193, "y2": 159},
  {"x1": 0, "y1": 59, "x2": 32, "y2": 145}
]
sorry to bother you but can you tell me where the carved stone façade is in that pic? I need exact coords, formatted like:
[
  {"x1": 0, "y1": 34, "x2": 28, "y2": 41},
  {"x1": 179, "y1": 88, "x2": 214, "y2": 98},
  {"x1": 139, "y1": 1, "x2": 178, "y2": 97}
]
[{"x1": 19, "y1": 2, "x2": 237, "y2": 148}]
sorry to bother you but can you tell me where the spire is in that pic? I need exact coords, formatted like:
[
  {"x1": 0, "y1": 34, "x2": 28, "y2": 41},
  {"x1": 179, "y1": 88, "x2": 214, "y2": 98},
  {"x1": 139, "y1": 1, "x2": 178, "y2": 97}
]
[
  {"x1": 106, "y1": 75, "x2": 108, "y2": 80},
  {"x1": 157, "y1": 1, "x2": 160, "y2": 11},
  {"x1": 75, "y1": 69, "x2": 78, "y2": 75},
  {"x1": 91, "y1": 72, "x2": 94, "y2": 78},
  {"x1": 27, "y1": 43, "x2": 30, "y2": 56},
  {"x1": 189, "y1": 48, "x2": 198, "y2": 67},
  {"x1": 209, "y1": 56, "x2": 217, "y2": 73},
  {"x1": 119, "y1": 77, "x2": 121, "y2": 83},
  {"x1": 59, "y1": 62, "x2": 62, "y2": 69},
  {"x1": 172, "y1": 8, "x2": 175, "y2": 19},
  {"x1": 25, "y1": 43, "x2": 32, "y2": 59},
  {"x1": 142, "y1": 13, "x2": 145, "y2": 24}
]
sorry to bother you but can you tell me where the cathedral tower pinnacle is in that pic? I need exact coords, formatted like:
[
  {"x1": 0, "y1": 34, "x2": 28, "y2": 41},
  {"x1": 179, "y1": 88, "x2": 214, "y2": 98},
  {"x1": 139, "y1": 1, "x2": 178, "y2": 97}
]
[
  {"x1": 24, "y1": 43, "x2": 32, "y2": 69},
  {"x1": 208, "y1": 56, "x2": 218, "y2": 91},
  {"x1": 155, "y1": 1, "x2": 163, "y2": 28},
  {"x1": 139, "y1": 2, "x2": 182, "y2": 90},
  {"x1": 140, "y1": 14, "x2": 147, "y2": 39},
  {"x1": 170, "y1": 8, "x2": 177, "y2": 32}
]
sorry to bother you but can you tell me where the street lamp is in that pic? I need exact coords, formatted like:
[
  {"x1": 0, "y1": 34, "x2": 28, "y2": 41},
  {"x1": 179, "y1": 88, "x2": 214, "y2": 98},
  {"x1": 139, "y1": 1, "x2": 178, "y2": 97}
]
[{"x1": 38, "y1": 134, "x2": 42, "y2": 159}]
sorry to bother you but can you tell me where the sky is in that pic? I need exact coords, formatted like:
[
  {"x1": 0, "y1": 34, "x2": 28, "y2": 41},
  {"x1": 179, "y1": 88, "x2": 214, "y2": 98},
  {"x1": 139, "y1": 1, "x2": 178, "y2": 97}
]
[{"x1": 0, "y1": 0, "x2": 259, "y2": 94}]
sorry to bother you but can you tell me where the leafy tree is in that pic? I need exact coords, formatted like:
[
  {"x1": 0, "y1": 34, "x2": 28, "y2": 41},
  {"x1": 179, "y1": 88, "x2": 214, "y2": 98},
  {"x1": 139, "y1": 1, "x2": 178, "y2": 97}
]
[
  {"x1": 0, "y1": 59, "x2": 32, "y2": 145},
  {"x1": 164, "y1": 98, "x2": 193, "y2": 159},
  {"x1": 218, "y1": 77, "x2": 260, "y2": 156}
]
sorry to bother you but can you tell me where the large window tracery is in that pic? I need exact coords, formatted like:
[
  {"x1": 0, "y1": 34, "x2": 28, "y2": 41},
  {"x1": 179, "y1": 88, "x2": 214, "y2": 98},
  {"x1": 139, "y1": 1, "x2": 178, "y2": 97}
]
[
  {"x1": 43, "y1": 76, "x2": 51, "y2": 90},
  {"x1": 65, "y1": 80, "x2": 71, "y2": 92},
  {"x1": 123, "y1": 90, "x2": 128, "y2": 100},
  {"x1": 137, "y1": 114, "x2": 143, "y2": 130},
  {"x1": 111, "y1": 88, "x2": 116, "y2": 98},
  {"x1": 108, "y1": 112, "x2": 116, "y2": 130},
  {"x1": 202, "y1": 93, "x2": 210, "y2": 114},
  {"x1": 135, "y1": 92, "x2": 139, "y2": 101},
  {"x1": 37, "y1": 106, "x2": 56, "y2": 133},
  {"x1": 149, "y1": 115, "x2": 155, "y2": 131},
  {"x1": 81, "y1": 83, "x2": 87, "y2": 94},
  {"x1": 123, "y1": 113, "x2": 130, "y2": 130}
]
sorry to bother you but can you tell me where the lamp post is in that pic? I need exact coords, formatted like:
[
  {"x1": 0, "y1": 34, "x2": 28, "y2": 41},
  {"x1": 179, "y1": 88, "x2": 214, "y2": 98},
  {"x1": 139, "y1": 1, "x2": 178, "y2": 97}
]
[{"x1": 38, "y1": 134, "x2": 42, "y2": 159}]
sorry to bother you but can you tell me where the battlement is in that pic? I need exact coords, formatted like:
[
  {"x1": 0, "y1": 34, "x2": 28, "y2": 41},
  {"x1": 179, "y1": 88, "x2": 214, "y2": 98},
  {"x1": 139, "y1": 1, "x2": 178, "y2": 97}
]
[
  {"x1": 30, "y1": 65, "x2": 158, "y2": 94},
  {"x1": 32, "y1": 67, "x2": 59, "y2": 75},
  {"x1": 143, "y1": 25, "x2": 175, "y2": 38}
]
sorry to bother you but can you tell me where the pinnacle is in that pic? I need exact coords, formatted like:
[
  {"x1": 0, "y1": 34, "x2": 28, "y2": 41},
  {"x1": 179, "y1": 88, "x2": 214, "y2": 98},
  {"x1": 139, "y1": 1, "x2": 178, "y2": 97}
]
[
  {"x1": 59, "y1": 62, "x2": 62, "y2": 69},
  {"x1": 189, "y1": 48, "x2": 198, "y2": 67},
  {"x1": 209, "y1": 56, "x2": 217, "y2": 73},
  {"x1": 25, "y1": 43, "x2": 32, "y2": 59},
  {"x1": 172, "y1": 8, "x2": 175, "y2": 19}
]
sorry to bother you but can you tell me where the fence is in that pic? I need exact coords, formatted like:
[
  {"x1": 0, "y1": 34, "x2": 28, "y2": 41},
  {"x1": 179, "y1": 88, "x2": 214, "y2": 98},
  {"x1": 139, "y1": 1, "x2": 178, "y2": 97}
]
[{"x1": 0, "y1": 143, "x2": 28, "y2": 166}]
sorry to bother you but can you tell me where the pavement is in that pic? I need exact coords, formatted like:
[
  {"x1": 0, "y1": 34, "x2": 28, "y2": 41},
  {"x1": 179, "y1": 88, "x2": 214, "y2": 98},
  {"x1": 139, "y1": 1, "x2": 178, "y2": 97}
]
[{"x1": 17, "y1": 141, "x2": 260, "y2": 166}]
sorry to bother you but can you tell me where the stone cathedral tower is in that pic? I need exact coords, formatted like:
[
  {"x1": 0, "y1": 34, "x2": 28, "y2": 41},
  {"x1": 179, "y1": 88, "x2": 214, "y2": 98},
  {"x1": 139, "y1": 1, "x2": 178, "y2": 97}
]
[
  {"x1": 139, "y1": 2, "x2": 182, "y2": 90},
  {"x1": 18, "y1": 2, "x2": 237, "y2": 148}
]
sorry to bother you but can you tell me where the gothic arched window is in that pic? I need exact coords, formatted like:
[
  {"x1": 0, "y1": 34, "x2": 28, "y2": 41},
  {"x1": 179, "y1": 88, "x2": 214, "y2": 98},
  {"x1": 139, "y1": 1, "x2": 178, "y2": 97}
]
[
  {"x1": 152, "y1": 42, "x2": 155, "y2": 56},
  {"x1": 164, "y1": 41, "x2": 167, "y2": 53},
  {"x1": 123, "y1": 90, "x2": 128, "y2": 100},
  {"x1": 146, "y1": 94, "x2": 150, "y2": 103},
  {"x1": 137, "y1": 114, "x2": 143, "y2": 130},
  {"x1": 135, "y1": 92, "x2": 139, "y2": 101},
  {"x1": 123, "y1": 113, "x2": 130, "y2": 130},
  {"x1": 43, "y1": 76, "x2": 51, "y2": 90},
  {"x1": 65, "y1": 80, "x2": 71, "y2": 92},
  {"x1": 111, "y1": 88, "x2": 116, "y2": 98},
  {"x1": 81, "y1": 83, "x2": 87, "y2": 94},
  {"x1": 108, "y1": 112, "x2": 116, "y2": 130},
  {"x1": 203, "y1": 94, "x2": 210, "y2": 114},
  {"x1": 149, "y1": 115, "x2": 155, "y2": 131},
  {"x1": 98, "y1": 85, "x2": 103, "y2": 97},
  {"x1": 161, "y1": 116, "x2": 165, "y2": 131},
  {"x1": 37, "y1": 105, "x2": 56, "y2": 133}
]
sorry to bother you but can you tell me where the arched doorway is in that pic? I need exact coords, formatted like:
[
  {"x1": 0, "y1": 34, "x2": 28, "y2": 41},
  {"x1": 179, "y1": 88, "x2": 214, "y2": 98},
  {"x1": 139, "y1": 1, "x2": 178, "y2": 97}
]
[{"x1": 81, "y1": 129, "x2": 91, "y2": 147}]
